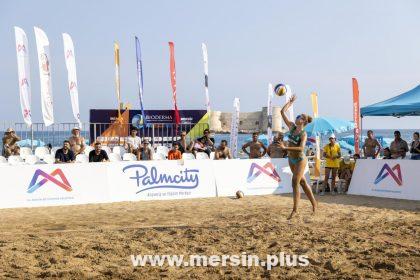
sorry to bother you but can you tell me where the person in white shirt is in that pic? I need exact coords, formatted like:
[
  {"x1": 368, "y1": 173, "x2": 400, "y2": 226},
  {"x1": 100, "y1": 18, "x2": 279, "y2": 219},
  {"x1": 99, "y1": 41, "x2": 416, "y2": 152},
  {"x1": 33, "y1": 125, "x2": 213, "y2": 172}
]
[{"x1": 125, "y1": 128, "x2": 142, "y2": 154}]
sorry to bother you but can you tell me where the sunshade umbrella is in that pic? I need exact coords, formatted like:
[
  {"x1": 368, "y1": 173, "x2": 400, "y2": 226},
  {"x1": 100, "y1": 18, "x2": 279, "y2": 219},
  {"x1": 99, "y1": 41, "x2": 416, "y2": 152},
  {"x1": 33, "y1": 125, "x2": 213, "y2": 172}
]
[
  {"x1": 304, "y1": 117, "x2": 355, "y2": 137},
  {"x1": 17, "y1": 139, "x2": 46, "y2": 147},
  {"x1": 338, "y1": 140, "x2": 355, "y2": 153}
]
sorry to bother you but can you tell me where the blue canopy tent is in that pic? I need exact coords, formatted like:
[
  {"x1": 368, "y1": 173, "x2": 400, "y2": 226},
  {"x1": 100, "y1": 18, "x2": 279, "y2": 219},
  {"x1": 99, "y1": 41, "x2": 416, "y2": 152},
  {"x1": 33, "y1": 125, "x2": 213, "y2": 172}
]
[
  {"x1": 360, "y1": 85, "x2": 420, "y2": 152},
  {"x1": 361, "y1": 84, "x2": 420, "y2": 117}
]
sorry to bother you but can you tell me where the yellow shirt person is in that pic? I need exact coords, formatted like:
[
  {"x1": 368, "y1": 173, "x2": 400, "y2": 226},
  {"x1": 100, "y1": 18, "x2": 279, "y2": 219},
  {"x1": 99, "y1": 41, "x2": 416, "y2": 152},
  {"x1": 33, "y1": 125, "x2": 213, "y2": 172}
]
[{"x1": 323, "y1": 140, "x2": 341, "y2": 168}]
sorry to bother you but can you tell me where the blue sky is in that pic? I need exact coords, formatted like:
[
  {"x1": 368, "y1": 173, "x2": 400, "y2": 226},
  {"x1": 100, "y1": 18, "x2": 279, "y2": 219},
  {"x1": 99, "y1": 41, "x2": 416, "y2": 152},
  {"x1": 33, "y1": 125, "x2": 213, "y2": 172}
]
[{"x1": 1, "y1": 0, "x2": 419, "y2": 128}]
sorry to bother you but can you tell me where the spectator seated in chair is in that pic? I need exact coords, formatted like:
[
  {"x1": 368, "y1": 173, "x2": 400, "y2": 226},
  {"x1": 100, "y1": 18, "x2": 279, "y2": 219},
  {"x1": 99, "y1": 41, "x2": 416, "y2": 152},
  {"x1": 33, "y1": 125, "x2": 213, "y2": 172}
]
[
  {"x1": 2, "y1": 128, "x2": 20, "y2": 158},
  {"x1": 214, "y1": 140, "x2": 232, "y2": 160},
  {"x1": 89, "y1": 142, "x2": 110, "y2": 162},
  {"x1": 55, "y1": 140, "x2": 75, "y2": 164},
  {"x1": 125, "y1": 128, "x2": 142, "y2": 155},
  {"x1": 382, "y1": 148, "x2": 392, "y2": 159},
  {"x1": 338, "y1": 155, "x2": 355, "y2": 192},
  {"x1": 168, "y1": 142, "x2": 182, "y2": 160},
  {"x1": 138, "y1": 139, "x2": 153, "y2": 160}
]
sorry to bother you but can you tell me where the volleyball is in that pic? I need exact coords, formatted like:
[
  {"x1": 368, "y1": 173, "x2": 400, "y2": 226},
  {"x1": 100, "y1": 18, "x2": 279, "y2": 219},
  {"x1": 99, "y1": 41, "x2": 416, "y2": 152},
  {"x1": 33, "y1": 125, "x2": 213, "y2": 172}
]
[
  {"x1": 236, "y1": 190, "x2": 244, "y2": 199},
  {"x1": 274, "y1": 83, "x2": 287, "y2": 96}
]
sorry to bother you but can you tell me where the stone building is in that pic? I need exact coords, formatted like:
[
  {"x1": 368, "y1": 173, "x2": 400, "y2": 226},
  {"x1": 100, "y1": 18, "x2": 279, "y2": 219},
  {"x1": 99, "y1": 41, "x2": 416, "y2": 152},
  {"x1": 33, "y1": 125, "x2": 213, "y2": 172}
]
[{"x1": 209, "y1": 106, "x2": 284, "y2": 133}]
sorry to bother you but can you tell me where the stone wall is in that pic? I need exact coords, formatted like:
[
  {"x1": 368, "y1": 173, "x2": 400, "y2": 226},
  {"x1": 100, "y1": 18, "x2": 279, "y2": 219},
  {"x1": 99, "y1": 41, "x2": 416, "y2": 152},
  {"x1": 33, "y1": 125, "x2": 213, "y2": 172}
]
[{"x1": 209, "y1": 106, "x2": 285, "y2": 133}]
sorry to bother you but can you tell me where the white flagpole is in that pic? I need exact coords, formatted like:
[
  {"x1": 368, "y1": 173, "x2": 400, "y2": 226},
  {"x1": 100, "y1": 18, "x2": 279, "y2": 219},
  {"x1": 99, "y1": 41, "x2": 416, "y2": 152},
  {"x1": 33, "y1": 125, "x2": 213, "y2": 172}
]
[
  {"x1": 229, "y1": 98, "x2": 240, "y2": 158},
  {"x1": 202, "y1": 43, "x2": 210, "y2": 113},
  {"x1": 267, "y1": 83, "x2": 273, "y2": 143}
]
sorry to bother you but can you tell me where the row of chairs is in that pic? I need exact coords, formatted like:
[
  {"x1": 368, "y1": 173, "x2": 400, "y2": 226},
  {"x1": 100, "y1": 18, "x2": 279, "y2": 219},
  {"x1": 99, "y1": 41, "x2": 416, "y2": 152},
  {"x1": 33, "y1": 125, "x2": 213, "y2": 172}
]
[
  {"x1": 1, "y1": 145, "x2": 216, "y2": 165},
  {"x1": 20, "y1": 145, "x2": 151, "y2": 159}
]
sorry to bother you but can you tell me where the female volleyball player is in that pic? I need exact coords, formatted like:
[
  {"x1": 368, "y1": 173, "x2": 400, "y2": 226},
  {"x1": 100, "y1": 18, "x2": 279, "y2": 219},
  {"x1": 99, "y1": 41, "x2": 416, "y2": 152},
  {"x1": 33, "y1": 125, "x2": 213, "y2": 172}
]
[{"x1": 279, "y1": 95, "x2": 317, "y2": 220}]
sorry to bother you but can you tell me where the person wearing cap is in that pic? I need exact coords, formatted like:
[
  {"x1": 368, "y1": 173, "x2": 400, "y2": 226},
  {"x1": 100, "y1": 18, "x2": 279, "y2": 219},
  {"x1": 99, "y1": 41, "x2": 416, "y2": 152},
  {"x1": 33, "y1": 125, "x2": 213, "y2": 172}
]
[
  {"x1": 69, "y1": 127, "x2": 86, "y2": 156},
  {"x1": 138, "y1": 139, "x2": 153, "y2": 160},
  {"x1": 2, "y1": 128, "x2": 21, "y2": 158},
  {"x1": 322, "y1": 134, "x2": 341, "y2": 195}
]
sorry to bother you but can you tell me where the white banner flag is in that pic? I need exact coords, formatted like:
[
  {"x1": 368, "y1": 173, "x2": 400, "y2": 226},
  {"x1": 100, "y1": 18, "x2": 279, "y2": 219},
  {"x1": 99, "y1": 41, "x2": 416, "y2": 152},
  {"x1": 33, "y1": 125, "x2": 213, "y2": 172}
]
[
  {"x1": 201, "y1": 43, "x2": 210, "y2": 113},
  {"x1": 63, "y1": 33, "x2": 81, "y2": 128},
  {"x1": 267, "y1": 83, "x2": 273, "y2": 143},
  {"x1": 34, "y1": 27, "x2": 54, "y2": 126},
  {"x1": 229, "y1": 98, "x2": 240, "y2": 158},
  {"x1": 285, "y1": 84, "x2": 294, "y2": 121},
  {"x1": 14, "y1": 27, "x2": 32, "y2": 126}
]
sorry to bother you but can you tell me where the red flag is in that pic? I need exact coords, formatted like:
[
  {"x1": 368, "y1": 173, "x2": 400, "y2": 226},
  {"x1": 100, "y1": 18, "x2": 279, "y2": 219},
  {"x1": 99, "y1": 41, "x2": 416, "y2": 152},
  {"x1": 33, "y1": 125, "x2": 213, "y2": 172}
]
[
  {"x1": 168, "y1": 42, "x2": 180, "y2": 124},
  {"x1": 352, "y1": 78, "x2": 360, "y2": 155}
]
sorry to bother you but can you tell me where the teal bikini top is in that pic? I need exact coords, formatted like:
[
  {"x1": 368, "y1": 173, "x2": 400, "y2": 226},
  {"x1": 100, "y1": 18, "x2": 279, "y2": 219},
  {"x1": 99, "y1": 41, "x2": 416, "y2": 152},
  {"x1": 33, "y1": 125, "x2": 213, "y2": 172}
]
[{"x1": 288, "y1": 125, "x2": 304, "y2": 146}]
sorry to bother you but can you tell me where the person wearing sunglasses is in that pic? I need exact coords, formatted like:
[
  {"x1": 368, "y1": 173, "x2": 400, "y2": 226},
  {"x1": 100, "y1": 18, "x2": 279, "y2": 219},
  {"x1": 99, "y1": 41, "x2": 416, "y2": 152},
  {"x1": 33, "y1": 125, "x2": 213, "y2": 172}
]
[{"x1": 278, "y1": 95, "x2": 317, "y2": 220}]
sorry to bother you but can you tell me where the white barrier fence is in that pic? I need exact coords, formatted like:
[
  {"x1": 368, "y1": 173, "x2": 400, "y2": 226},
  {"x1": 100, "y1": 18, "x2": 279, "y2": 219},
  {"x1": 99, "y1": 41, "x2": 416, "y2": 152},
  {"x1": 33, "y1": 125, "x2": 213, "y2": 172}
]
[
  {"x1": 348, "y1": 159, "x2": 419, "y2": 200},
  {"x1": 214, "y1": 159, "x2": 296, "y2": 196},
  {"x1": 0, "y1": 159, "x2": 302, "y2": 209}
]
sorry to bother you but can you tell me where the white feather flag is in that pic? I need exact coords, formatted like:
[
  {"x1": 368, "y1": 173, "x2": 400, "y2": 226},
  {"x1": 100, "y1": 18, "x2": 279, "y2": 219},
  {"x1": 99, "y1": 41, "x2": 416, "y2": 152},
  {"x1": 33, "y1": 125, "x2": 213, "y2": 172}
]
[
  {"x1": 14, "y1": 27, "x2": 32, "y2": 126},
  {"x1": 63, "y1": 33, "x2": 82, "y2": 127},
  {"x1": 34, "y1": 27, "x2": 54, "y2": 126}
]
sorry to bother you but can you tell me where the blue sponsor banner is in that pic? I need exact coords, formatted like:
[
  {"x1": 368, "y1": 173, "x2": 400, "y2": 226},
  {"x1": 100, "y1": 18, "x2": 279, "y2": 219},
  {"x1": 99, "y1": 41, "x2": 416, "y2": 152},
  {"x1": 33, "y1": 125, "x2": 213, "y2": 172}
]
[{"x1": 89, "y1": 109, "x2": 207, "y2": 143}]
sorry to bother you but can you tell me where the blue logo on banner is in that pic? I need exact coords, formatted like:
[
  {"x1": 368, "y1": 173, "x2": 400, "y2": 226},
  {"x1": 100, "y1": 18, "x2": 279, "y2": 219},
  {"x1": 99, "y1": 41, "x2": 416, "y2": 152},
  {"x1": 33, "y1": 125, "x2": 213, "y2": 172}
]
[
  {"x1": 122, "y1": 164, "x2": 200, "y2": 193},
  {"x1": 131, "y1": 114, "x2": 144, "y2": 129}
]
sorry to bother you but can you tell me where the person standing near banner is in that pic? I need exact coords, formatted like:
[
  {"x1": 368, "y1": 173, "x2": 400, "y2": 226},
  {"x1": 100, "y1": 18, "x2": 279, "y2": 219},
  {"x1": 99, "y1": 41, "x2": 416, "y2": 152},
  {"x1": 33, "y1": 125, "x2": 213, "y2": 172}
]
[
  {"x1": 278, "y1": 95, "x2": 317, "y2": 220},
  {"x1": 362, "y1": 130, "x2": 381, "y2": 159},
  {"x1": 267, "y1": 132, "x2": 287, "y2": 158},
  {"x1": 322, "y1": 134, "x2": 341, "y2": 195},
  {"x1": 242, "y1": 132, "x2": 267, "y2": 159}
]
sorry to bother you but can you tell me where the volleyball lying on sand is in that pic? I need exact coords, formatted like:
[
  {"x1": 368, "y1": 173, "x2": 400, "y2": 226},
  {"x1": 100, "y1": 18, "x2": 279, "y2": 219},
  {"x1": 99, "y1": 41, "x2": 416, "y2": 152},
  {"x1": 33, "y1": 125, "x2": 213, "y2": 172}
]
[
  {"x1": 236, "y1": 190, "x2": 244, "y2": 199},
  {"x1": 274, "y1": 83, "x2": 287, "y2": 96}
]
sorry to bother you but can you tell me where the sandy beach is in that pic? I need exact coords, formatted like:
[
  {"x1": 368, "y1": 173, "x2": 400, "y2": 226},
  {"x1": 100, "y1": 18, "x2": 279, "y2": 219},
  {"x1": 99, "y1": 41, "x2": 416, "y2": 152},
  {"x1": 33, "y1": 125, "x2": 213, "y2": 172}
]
[{"x1": 0, "y1": 194, "x2": 418, "y2": 279}]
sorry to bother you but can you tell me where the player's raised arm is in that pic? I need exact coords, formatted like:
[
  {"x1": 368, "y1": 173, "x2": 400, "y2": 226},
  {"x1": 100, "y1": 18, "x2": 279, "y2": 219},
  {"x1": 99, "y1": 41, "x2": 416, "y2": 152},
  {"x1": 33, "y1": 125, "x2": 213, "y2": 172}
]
[{"x1": 281, "y1": 95, "x2": 297, "y2": 130}]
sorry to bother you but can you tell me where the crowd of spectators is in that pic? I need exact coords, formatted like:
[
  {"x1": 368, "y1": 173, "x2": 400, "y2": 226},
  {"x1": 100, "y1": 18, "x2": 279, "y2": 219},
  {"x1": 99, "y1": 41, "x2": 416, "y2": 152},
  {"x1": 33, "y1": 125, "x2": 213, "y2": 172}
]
[{"x1": 2, "y1": 127, "x2": 419, "y2": 172}]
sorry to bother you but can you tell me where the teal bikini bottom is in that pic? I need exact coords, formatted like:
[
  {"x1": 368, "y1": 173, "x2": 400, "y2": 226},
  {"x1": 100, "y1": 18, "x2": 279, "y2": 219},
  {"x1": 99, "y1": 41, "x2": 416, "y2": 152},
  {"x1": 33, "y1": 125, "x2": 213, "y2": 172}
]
[{"x1": 289, "y1": 157, "x2": 304, "y2": 165}]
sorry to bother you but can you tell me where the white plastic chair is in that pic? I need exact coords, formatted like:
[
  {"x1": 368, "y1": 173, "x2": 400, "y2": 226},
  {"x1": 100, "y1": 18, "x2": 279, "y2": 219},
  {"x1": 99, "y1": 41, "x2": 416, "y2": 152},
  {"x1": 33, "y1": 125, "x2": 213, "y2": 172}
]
[
  {"x1": 83, "y1": 146, "x2": 94, "y2": 155},
  {"x1": 155, "y1": 145, "x2": 169, "y2": 156},
  {"x1": 0, "y1": 156, "x2": 8, "y2": 164},
  {"x1": 50, "y1": 146, "x2": 61, "y2": 156},
  {"x1": 182, "y1": 153, "x2": 196, "y2": 160},
  {"x1": 76, "y1": 154, "x2": 89, "y2": 163},
  {"x1": 210, "y1": 152, "x2": 215, "y2": 160},
  {"x1": 35, "y1": 147, "x2": 50, "y2": 160},
  {"x1": 20, "y1": 147, "x2": 33, "y2": 159},
  {"x1": 102, "y1": 146, "x2": 112, "y2": 156},
  {"x1": 108, "y1": 152, "x2": 122, "y2": 162},
  {"x1": 196, "y1": 152, "x2": 209, "y2": 160},
  {"x1": 153, "y1": 153, "x2": 166, "y2": 160},
  {"x1": 123, "y1": 153, "x2": 137, "y2": 161},
  {"x1": 25, "y1": 155, "x2": 40, "y2": 165},
  {"x1": 43, "y1": 154, "x2": 55, "y2": 164},
  {"x1": 8, "y1": 155, "x2": 24, "y2": 165},
  {"x1": 113, "y1": 146, "x2": 126, "y2": 157}
]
